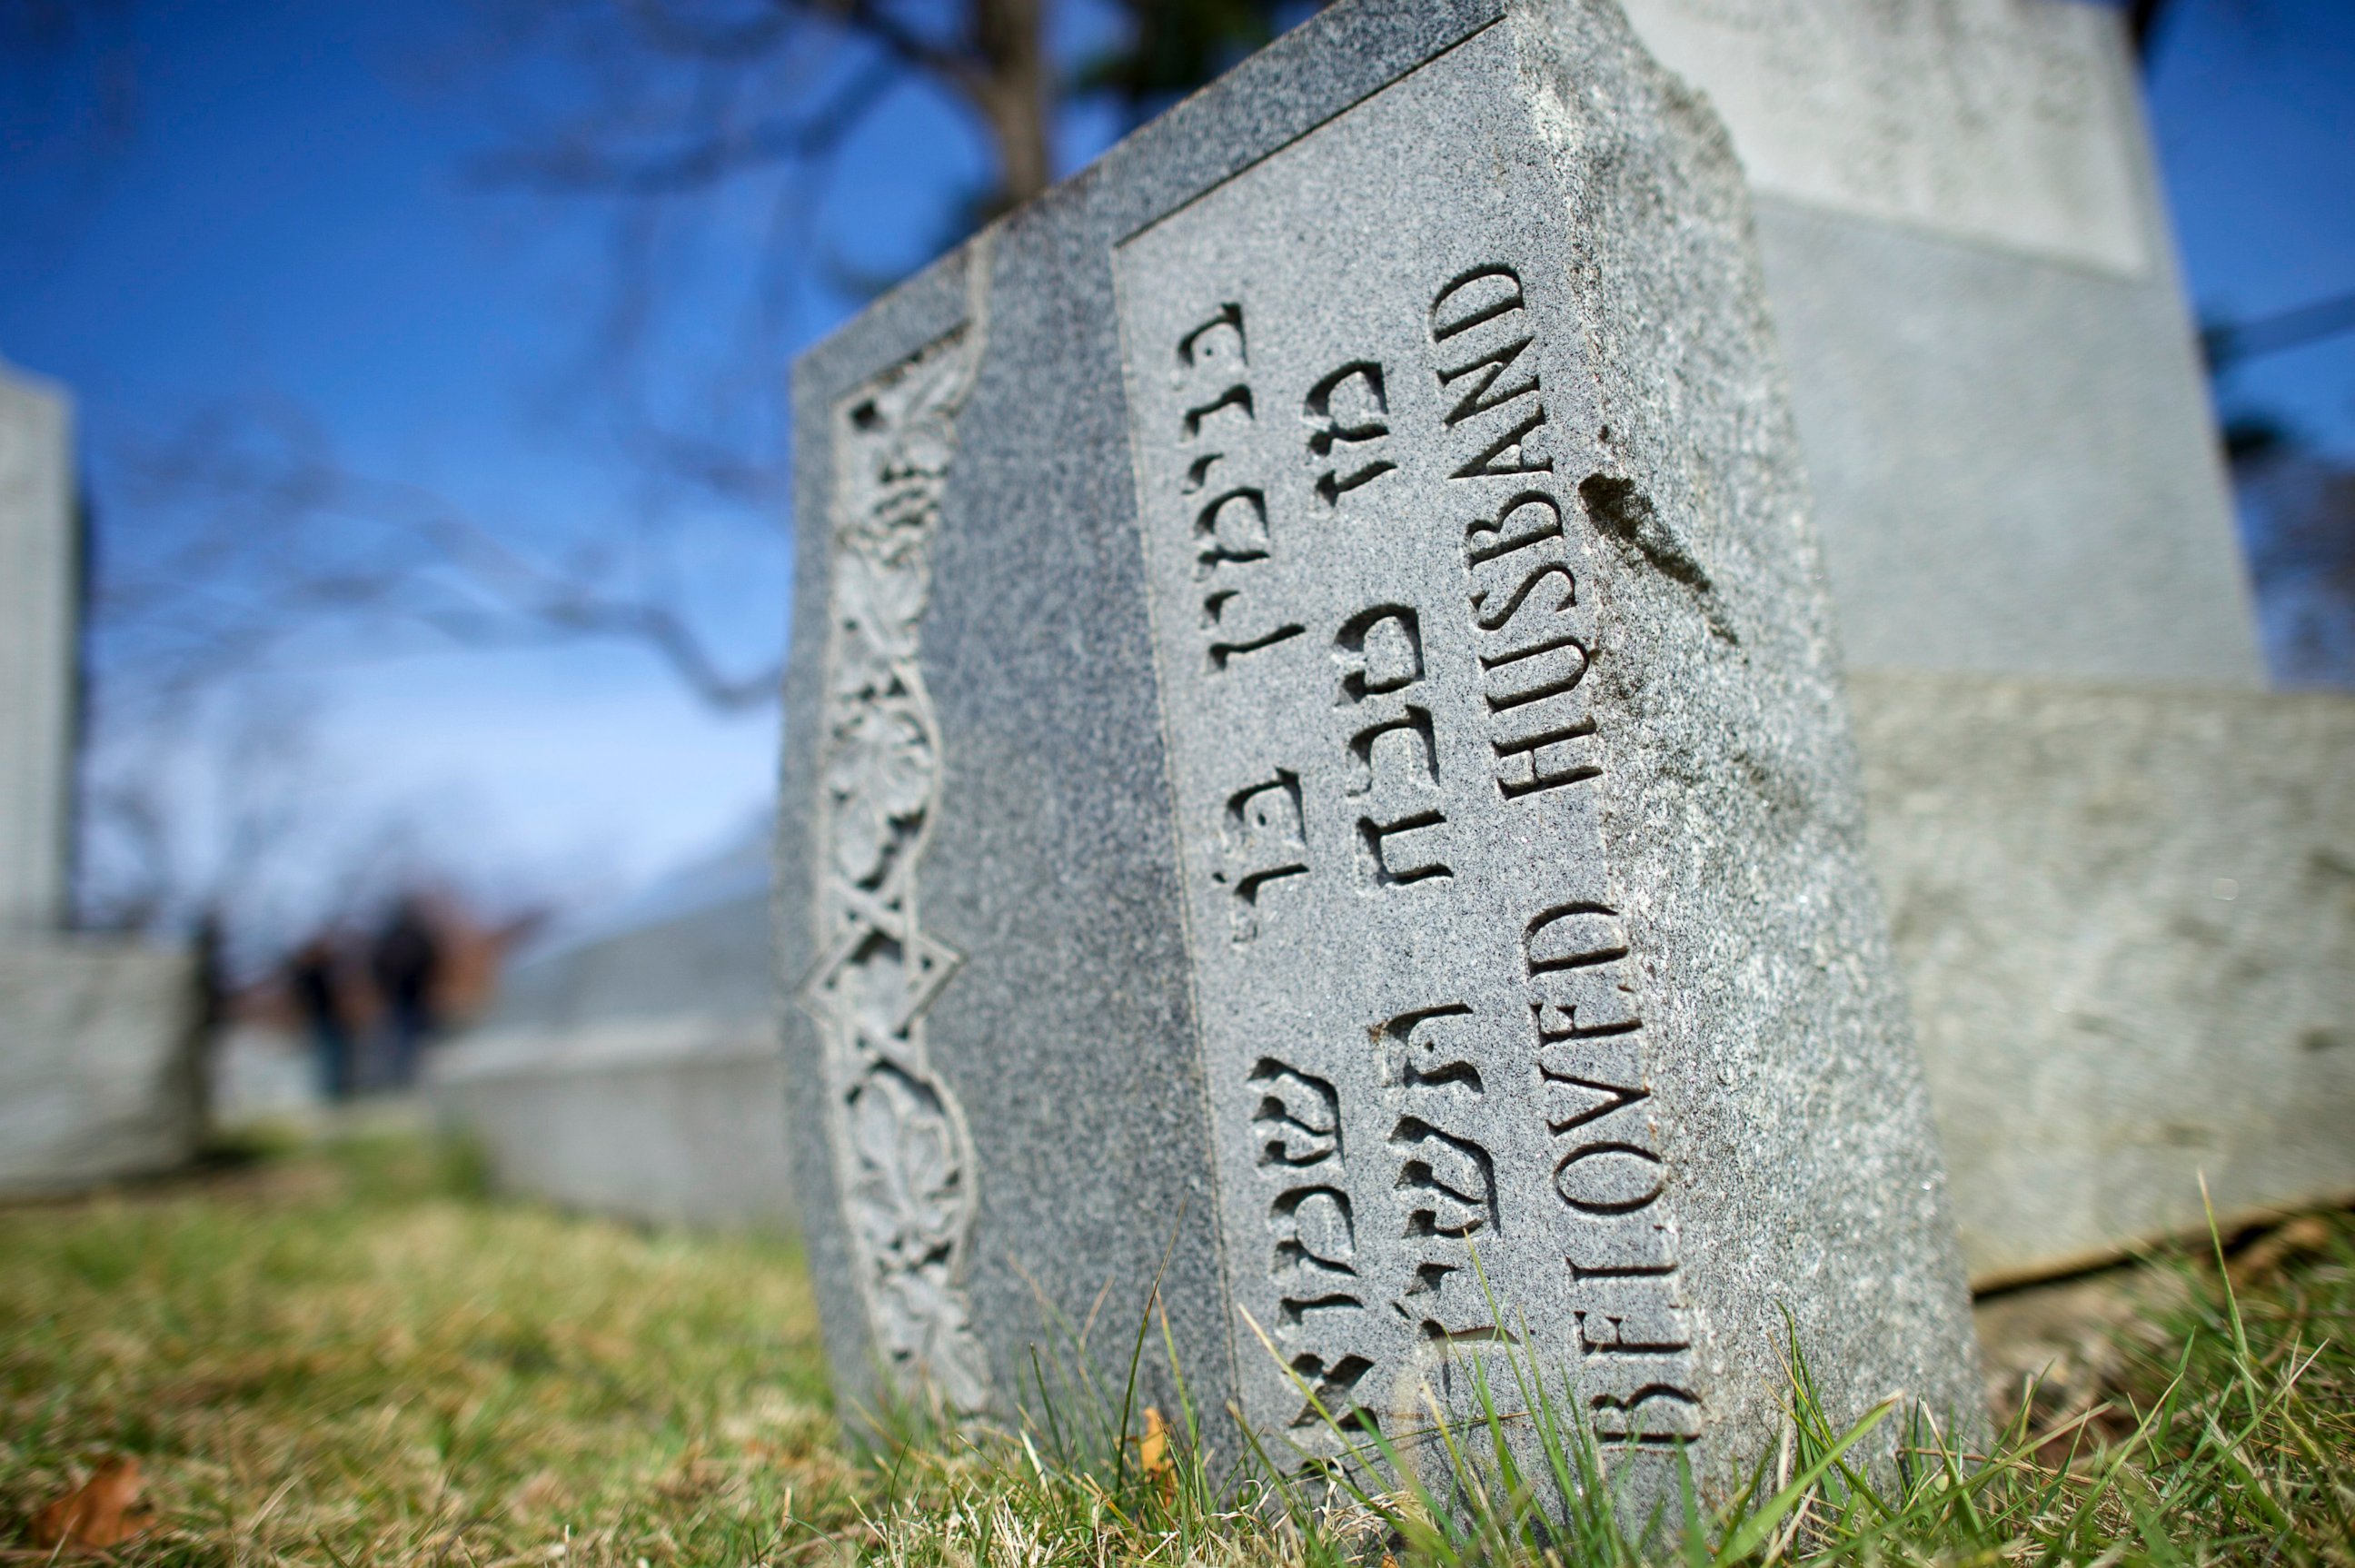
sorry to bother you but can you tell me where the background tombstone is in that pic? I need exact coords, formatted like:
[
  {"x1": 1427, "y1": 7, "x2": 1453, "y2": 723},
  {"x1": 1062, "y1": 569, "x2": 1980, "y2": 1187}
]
[
  {"x1": 432, "y1": 817, "x2": 797, "y2": 1228},
  {"x1": 778, "y1": 0, "x2": 1979, "y2": 1497},
  {"x1": 1604, "y1": 0, "x2": 2353, "y2": 1281},
  {"x1": 1617, "y1": 0, "x2": 2261, "y2": 685},
  {"x1": 0, "y1": 359, "x2": 197, "y2": 1196},
  {"x1": 0, "y1": 362, "x2": 75, "y2": 938}
]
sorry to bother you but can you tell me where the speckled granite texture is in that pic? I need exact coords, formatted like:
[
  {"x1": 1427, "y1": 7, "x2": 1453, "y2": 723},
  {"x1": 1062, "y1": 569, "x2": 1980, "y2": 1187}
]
[{"x1": 779, "y1": 0, "x2": 1979, "y2": 1502}]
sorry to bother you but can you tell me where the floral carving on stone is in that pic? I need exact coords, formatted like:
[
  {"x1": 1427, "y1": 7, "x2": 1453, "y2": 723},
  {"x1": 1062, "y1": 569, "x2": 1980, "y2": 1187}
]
[{"x1": 800, "y1": 295, "x2": 990, "y2": 1414}]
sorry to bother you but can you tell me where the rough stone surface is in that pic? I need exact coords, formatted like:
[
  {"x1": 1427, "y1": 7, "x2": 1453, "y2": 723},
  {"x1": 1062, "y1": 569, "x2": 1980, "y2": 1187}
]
[
  {"x1": 1852, "y1": 672, "x2": 2355, "y2": 1287},
  {"x1": 1615, "y1": 0, "x2": 2261, "y2": 687},
  {"x1": 780, "y1": 0, "x2": 1978, "y2": 1499},
  {"x1": 431, "y1": 826, "x2": 789, "y2": 1228},
  {"x1": 0, "y1": 362, "x2": 75, "y2": 936},
  {"x1": 0, "y1": 939, "x2": 201, "y2": 1195}
]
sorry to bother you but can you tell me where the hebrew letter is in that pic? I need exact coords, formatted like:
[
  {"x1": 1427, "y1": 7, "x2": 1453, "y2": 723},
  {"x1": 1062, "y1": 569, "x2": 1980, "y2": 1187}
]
[
  {"x1": 1334, "y1": 604, "x2": 1423, "y2": 703},
  {"x1": 1203, "y1": 581, "x2": 1305, "y2": 671},
  {"x1": 1589, "y1": 1384, "x2": 1703, "y2": 1443},
  {"x1": 1273, "y1": 1186, "x2": 1358, "y2": 1278},
  {"x1": 1346, "y1": 708, "x2": 1438, "y2": 799},
  {"x1": 1215, "y1": 771, "x2": 1308, "y2": 940},
  {"x1": 1251, "y1": 1058, "x2": 1340, "y2": 1167},
  {"x1": 1305, "y1": 360, "x2": 1396, "y2": 504},
  {"x1": 1196, "y1": 487, "x2": 1271, "y2": 571},
  {"x1": 1393, "y1": 1116, "x2": 1498, "y2": 1238},
  {"x1": 1183, "y1": 383, "x2": 1253, "y2": 440},
  {"x1": 1288, "y1": 1352, "x2": 1377, "y2": 1430},
  {"x1": 1378, "y1": 1004, "x2": 1481, "y2": 1095},
  {"x1": 1358, "y1": 809, "x2": 1451, "y2": 888},
  {"x1": 1178, "y1": 302, "x2": 1245, "y2": 370}
]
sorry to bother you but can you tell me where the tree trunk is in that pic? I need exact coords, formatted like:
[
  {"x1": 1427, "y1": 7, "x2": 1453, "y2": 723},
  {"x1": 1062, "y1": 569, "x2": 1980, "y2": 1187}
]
[{"x1": 969, "y1": 0, "x2": 1050, "y2": 210}]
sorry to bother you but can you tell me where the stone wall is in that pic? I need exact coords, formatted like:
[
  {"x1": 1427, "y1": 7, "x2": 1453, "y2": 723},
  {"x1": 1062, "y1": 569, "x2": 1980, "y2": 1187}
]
[{"x1": 433, "y1": 1017, "x2": 791, "y2": 1229}]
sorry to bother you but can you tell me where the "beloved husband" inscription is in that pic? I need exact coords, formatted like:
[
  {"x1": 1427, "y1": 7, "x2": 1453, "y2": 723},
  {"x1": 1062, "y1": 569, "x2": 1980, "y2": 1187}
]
[{"x1": 1118, "y1": 27, "x2": 1701, "y2": 1464}]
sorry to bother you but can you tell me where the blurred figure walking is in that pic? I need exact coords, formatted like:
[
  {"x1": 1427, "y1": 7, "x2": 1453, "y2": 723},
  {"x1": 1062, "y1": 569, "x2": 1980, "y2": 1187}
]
[
  {"x1": 371, "y1": 899, "x2": 442, "y2": 1088},
  {"x1": 287, "y1": 936, "x2": 351, "y2": 1101}
]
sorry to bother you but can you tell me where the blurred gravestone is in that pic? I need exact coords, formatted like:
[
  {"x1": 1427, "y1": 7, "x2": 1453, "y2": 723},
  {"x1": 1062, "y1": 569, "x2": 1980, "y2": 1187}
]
[
  {"x1": 1605, "y1": 0, "x2": 2354, "y2": 1278},
  {"x1": 1618, "y1": 0, "x2": 2261, "y2": 685},
  {"x1": 431, "y1": 818, "x2": 796, "y2": 1228},
  {"x1": 777, "y1": 0, "x2": 1978, "y2": 1496},
  {"x1": 0, "y1": 363, "x2": 73, "y2": 936},
  {"x1": 0, "y1": 360, "x2": 197, "y2": 1195}
]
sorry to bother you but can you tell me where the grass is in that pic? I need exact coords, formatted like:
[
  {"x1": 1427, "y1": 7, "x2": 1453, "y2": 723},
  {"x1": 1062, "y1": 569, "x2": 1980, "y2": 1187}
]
[{"x1": 2, "y1": 1129, "x2": 2349, "y2": 1565}]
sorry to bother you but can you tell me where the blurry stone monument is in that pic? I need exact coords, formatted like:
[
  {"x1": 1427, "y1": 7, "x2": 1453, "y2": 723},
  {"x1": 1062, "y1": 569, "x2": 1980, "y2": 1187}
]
[
  {"x1": 1605, "y1": 0, "x2": 2353, "y2": 1285},
  {"x1": 431, "y1": 819, "x2": 796, "y2": 1227},
  {"x1": 0, "y1": 360, "x2": 198, "y2": 1196},
  {"x1": 778, "y1": 0, "x2": 1978, "y2": 1491}
]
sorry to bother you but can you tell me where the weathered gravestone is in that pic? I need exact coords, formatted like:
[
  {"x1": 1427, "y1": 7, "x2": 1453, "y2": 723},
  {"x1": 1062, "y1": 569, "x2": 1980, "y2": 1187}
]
[
  {"x1": 777, "y1": 0, "x2": 1979, "y2": 1494},
  {"x1": 432, "y1": 817, "x2": 796, "y2": 1228},
  {"x1": 1598, "y1": 0, "x2": 2353, "y2": 1281},
  {"x1": 0, "y1": 359, "x2": 197, "y2": 1196}
]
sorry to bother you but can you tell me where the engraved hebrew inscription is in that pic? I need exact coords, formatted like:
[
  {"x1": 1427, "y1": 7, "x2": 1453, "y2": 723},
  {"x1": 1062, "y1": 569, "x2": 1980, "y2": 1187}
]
[
  {"x1": 1118, "y1": 27, "x2": 1706, "y2": 1464},
  {"x1": 800, "y1": 304, "x2": 990, "y2": 1414}
]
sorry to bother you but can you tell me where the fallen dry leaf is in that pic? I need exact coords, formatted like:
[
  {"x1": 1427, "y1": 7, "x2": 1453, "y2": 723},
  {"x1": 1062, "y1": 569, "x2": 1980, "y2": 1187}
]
[
  {"x1": 1138, "y1": 1406, "x2": 1175, "y2": 1501},
  {"x1": 32, "y1": 1458, "x2": 154, "y2": 1553}
]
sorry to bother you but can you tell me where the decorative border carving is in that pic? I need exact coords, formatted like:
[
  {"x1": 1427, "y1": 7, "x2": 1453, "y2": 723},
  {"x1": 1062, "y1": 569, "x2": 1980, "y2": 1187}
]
[{"x1": 800, "y1": 260, "x2": 991, "y2": 1413}]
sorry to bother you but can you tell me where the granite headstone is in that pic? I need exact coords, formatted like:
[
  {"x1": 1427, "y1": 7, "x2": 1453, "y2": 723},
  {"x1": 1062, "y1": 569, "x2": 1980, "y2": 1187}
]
[
  {"x1": 0, "y1": 361, "x2": 75, "y2": 937},
  {"x1": 778, "y1": 0, "x2": 1978, "y2": 1497},
  {"x1": 0, "y1": 359, "x2": 197, "y2": 1196},
  {"x1": 432, "y1": 818, "x2": 795, "y2": 1228}
]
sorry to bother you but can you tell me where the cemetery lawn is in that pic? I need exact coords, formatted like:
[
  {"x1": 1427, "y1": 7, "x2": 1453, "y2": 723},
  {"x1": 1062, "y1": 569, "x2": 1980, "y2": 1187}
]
[{"x1": 0, "y1": 1130, "x2": 2347, "y2": 1567}]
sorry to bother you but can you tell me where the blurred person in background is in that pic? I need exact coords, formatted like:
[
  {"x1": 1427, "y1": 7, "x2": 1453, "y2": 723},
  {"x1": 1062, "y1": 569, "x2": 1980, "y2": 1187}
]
[
  {"x1": 371, "y1": 899, "x2": 442, "y2": 1088},
  {"x1": 287, "y1": 935, "x2": 351, "y2": 1101}
]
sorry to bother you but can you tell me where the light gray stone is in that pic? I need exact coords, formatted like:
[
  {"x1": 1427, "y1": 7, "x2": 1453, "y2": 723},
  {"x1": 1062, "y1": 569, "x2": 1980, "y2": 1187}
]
[
  {"x1": 0, "y1": 361, "x2": 75, "y2": 936},
  {"x1": 0, "y1": 938, "x2": 201, "y2": 1195},
  {"x1": 1852, "y1": 672, "x2": 2355, "y2": 1287},
  {"x1": 432, "y1": 1020, "x2": 793, "y2": 1230},
  {"x1": 1616, "y1": 0, "x2": 2263, "y2": 686},
  {"x1": 0, "y1": 362, "x2": 201, "y2": 1193},
  {"x1": 431, "y1": 823, "x2": 791, "y2": 1228},
  {"x1": 780, "y1": 0, "x2": 1978, "y2": 1499},
  {"x1": 1615, "y1": 0, "x2": 2147, "y2": 273}
]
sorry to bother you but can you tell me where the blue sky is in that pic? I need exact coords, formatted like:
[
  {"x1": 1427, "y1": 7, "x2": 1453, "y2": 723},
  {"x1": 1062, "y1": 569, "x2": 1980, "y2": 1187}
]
[
  {"x1": 1, "y1": 0, "x2": 2350, "y2": 937},
  {"x1": 2149, "y1": 0, "x2": 2355, "y2": 450}
]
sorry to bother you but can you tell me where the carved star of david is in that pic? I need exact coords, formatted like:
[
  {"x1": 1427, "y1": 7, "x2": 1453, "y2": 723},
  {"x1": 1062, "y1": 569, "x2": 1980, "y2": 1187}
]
[{"x1": 800, "y1": 918, "x2": 964, "y2": 1039}]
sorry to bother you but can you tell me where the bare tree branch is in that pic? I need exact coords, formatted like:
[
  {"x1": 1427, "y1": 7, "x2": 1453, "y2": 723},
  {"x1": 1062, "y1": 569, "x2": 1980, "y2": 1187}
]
[
  {"x1": 104, "y1": 404, "x2": 786, "y2": 712},
  {"x1": 474, "y1": 49, "x2": 899, "y2": 193}
]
